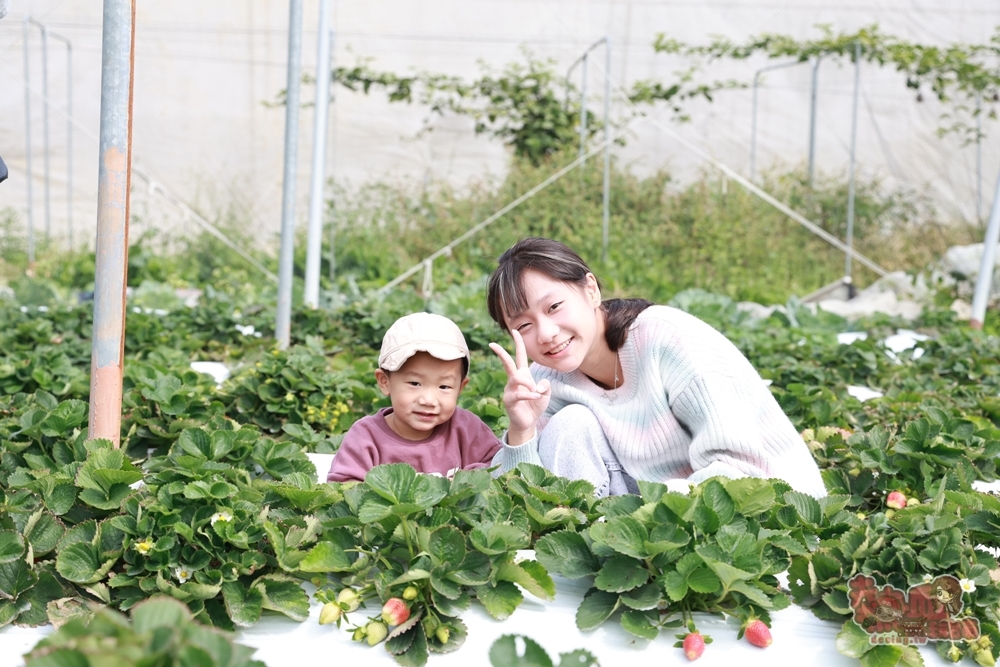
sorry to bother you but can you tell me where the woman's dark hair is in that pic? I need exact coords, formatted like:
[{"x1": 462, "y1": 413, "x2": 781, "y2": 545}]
[{"x1": 486, "y1": 237, "x2": 653, "y2": 351}]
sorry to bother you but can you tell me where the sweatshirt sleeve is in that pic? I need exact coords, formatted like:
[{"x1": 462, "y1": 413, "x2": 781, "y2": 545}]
[
  {"x1": 461, "y1": 416, "x2": 503, "y2": 470},
  {"x1": 489, "y1": 430, "x2": 543, "y2": 476},
  {"x1": 326, "y1": 422, "x2": 378, "y2": 482},
  {"x1": 669, "y1": 372, "x2": 774, "y2": 485}
]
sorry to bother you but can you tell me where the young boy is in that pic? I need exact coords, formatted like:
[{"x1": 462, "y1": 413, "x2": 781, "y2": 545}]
[{"x1": 327, "y1": 312, "x2": 502, "y2": 482}]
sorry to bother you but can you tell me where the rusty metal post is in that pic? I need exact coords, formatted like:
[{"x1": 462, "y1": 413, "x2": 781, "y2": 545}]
[
  {"x1": 88, "y1": 0, "x2": 135, "y2": 446},
  {"x1": 276, "y1": 0, "x2": 303, "y2": 347}
]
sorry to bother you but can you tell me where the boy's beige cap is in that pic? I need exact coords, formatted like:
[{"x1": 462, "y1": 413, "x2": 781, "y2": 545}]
[{"x1": 379, "y1": 312, "x2": 470, "y2": 371}]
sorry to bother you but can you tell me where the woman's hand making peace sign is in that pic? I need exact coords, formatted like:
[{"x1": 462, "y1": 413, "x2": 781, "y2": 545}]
[{"x1": 489, "y1": 330, "x2": 550, "y2": 446}]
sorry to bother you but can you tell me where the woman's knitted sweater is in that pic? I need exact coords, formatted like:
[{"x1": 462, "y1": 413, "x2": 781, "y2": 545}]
[{"x1": 493, "y1": 305, "x2": 826, "y2": 497}]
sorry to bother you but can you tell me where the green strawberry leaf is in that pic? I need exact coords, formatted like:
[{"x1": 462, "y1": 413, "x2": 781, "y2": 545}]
[
  {"x1": 476, "y1": 581, "x2": 523, "y2": 621},
  {"x1": 534, "y1": 530, "x2": 600, "y2": 579},
  {"x1": 575, "y1": 589, "x2": 619, "y2": 631},
  {"x1": 594, "y1": 555, "x2": 649, "y2": 593},
  {"x1": 620, "y1": 609, "x2": 659, "y2": 640}
]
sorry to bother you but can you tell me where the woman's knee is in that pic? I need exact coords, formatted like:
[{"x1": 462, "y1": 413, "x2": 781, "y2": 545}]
[
  {"x1": 538, "y1": 405, "x2": 612, "y2": 469},
  {"x1": 544, "y1": 404, "x2": 602, "y2": 434}
]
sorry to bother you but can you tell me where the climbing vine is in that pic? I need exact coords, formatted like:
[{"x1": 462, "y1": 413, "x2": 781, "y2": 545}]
[{"x1": 653, "y1": 24, "x2": 1000, "y2": 144}]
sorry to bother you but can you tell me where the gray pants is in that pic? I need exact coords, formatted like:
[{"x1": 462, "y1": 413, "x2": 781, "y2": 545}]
[{"x1": 539, "y1": 404, "x2": 640, "y2": 498}]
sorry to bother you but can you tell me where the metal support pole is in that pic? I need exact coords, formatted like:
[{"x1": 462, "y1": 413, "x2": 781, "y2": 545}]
[
  {"x1": 750, "y1": 60, "x2": 801, "y2": 182},
  {"x1": 40, "y1": 25, "x2": 51, "y2": 241},
  {"x1": 276, "y1": 0, "x2": 303, "y2": 348},
  {"x1": 808, "y1": 56, "x2": 820, "y2": 186},
  {"x1": 566, "y1": 37, "x2": 612, "y2": 257},
  {"x1": 47, "y1": 31, "x2": 73, "y2": 249},
  {"x1": 844, "y1": 43, "x2": 861, "y2": 282},
  {"x1": 970, "y1": 168, "x2": 1000, "y2": 329},
  {"x1": 329, "y1": 200, "x2": 337, "y2": 281},
  {"x1": 89, "y1": 0, "x2": 135, "y2": 446},
  {"x1": 601, "y1": 35, "x2": 612, "y2": 263},
  {"x1": 566, "y1": 37, "x2": 610, "y2": 165},
  {"x1": 22, "y1": 17, "x2": 34, "y2": 263},
  {"x1": 976, "y1": 94, "x2": 983, "y2": 223},
  {"x1": 304, "y1": 2, "x2": 332, "y2": 309},
  {"x1": 579, "y1": 55, "x2": 588, "y2": 162}
]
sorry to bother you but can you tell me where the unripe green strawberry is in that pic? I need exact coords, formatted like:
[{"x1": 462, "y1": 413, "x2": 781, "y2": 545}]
[
  {"x1": 352, "y1": 626, "x2": 367, "y2": 642},
  {"x1": 683, "y1": 632, "x2": 705, "y2": 661},
  {"x1": 318, "y1": 601, "x2": 342, "y2": 625},
  {"x1": 337, "y1": 588, "x2": 361, "y2": 612},
  {"x1": 402, "y1": 585, "x2": 419, "y2": 601},
  {"x1": 744, "y1": 619, "x2": 772, "y2": 648},
  {"x1": 906, "y1": 496, "x2": 921, "y2": 507},
  {"x1": 948, "y1": 645, "x2": 964, "y2": 662},
  {"x1": 975, "y1": 648, "x2": 996, "y2": 667},
  {"x1": 381, "y1": 597, "x2": 410, "y2": 626},
  {"x1": 366, "y1": 620, "x2": 388, "y2": 646},
  {"x1": 436, "y1": 626, "x2": 450, "y2": 644}
]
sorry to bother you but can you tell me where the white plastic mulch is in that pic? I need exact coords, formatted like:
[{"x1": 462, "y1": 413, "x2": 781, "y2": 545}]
[{"x1": 839, "y1": 329, "x2": 932, "y2": 403}]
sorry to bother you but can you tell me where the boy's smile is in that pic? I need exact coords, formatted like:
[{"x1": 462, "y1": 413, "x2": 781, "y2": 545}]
[{"x1": 375, "y1": 351, "x2": 469, "y2": 441}]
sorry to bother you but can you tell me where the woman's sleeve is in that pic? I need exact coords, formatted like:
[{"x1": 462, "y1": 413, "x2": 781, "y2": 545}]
[
  {"x1": 669, "y1": 371, "x2": 778, "y2": 484},
  {"x1": 489, "y1": 428, "x2": 544, "y2": 476}
]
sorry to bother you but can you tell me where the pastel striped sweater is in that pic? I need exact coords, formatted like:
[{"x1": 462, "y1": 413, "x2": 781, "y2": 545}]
[{"x1": 493, "y1": 305, "x2": 827, "y2": 497}]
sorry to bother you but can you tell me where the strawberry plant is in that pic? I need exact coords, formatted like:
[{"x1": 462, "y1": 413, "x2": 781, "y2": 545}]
[
  {"x1": 221, "y1": 337, "x2": 384, "y2": 437},
  {"x1": 789, "y1": 422, "x2": 1000, "y2": 666},
  {"x1": 535, "y1": 476, "x2": 823, "y2": 642},
  {"x1": 121, "y1": 362, "x2": 222, "y2": 456},
  {"x1": 308, "y1": 463, "x2": 555, "y2": 666},
  {"x1": 499, "y1": 463, "x2": 599, "y2": 539},
  {"x1": 22, "y1": 596, "x2": 265, "y2": 667}
]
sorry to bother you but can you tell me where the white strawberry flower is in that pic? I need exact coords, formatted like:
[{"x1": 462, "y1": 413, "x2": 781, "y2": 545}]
[
  {"x1": 211, "y1": 510, "x2": 233, "y2": 525},
  {"x1": 922, "y1": 574, "x2": 933, "y2": 584},
  {"x1": 175, "y1": 567, "x2": 192, "y2": 584},
  {"x1": 960, "y1": 578, "x2": 976, "y2": 594}
]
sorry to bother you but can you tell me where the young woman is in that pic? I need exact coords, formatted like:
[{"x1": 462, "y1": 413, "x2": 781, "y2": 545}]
[{"x1": 487, "y1": 237, "x2": 826, "y2": 498}]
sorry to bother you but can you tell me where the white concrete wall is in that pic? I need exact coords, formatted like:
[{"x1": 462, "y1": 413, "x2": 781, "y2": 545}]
[{"x1": 0, "y1": 0, "x2": 998, "y2": 254}]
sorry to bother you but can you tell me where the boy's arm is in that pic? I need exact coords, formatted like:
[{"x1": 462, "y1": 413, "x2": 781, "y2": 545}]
[
  {"x1": 461, "y1": 417, "x2": 504, "y2": 470},
  {"x1": 326, "y1": 423, "x2": 379, "y2": 483}
]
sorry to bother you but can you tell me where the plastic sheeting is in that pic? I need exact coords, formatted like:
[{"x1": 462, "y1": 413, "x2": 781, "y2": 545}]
[{"x1": 3, "y1": 1, "x2": 998, "y2": 246}]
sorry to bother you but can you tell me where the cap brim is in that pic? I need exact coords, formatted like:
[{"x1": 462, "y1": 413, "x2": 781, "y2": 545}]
[{"x1": 379, "y1": 341, "x2": 469, "y2": 371}]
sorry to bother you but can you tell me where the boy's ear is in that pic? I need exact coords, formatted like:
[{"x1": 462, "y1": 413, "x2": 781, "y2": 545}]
[
  {"x1": 375, "y1": 369, "x2": 392, "y2": 396},
  {"x1": 459, "y1": 376, "x2": 470, "y2": 392}
]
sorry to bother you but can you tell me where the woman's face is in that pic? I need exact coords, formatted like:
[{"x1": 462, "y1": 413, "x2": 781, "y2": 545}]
[{"x1": 504, "y1": 269, "x2": 604, "y2": 373}]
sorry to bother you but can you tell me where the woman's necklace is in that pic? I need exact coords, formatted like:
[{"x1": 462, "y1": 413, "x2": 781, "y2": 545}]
[{"x1": 602, "y1": 351, "x2": 620, "y2": 404}]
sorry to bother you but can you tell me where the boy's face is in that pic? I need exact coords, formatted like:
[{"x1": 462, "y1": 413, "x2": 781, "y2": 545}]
[{"x1": 376, "y1": 351, "x2": 469, "y2": 441}]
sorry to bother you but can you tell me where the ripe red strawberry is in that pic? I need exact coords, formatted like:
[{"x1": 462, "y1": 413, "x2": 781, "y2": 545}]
[
  {"x1": 744, "y1": 619, "x2": 772, "y2": 648},
  {"x1": 381, "y1": 597, "x2": 410, "y2": 626},
  {"x1": 682, "y1": 632, "x2": 706, "y2": 660},
  {"x1": 886, "y1": 491, "x2": 907, "y2": 510}
]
